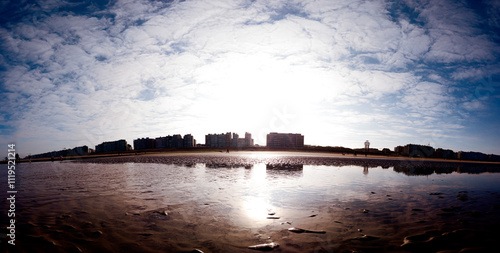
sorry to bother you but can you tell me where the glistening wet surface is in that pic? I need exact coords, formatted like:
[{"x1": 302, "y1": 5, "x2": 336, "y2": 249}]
[{"x1": 2, "y1": 152, "x2": 500, "y2": 252}]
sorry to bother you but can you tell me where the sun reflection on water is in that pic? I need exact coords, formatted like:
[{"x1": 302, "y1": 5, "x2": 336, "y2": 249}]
[
  {"x1": 239, "y1": 163, "x2": 278, "y2": 224},
  {"x1": 242, "y1": 196, "x2": 272, "y2": 221}
]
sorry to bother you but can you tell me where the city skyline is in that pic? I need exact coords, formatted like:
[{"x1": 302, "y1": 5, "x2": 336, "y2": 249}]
[
  {"x1": 21, "y1": 130, "x2": 500, "y2": 160},
  {"x1": 1, "y1": 0, "x2": 500, "y2": 156}
]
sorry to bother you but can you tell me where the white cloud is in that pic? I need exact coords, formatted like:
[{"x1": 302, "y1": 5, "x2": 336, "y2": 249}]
[
  {"x1": 400, "y1": 81, "x2": 450, "y2": 113},
  {"x1": 427, "y1": 33, "x2": 496, "y2": 63},
  {"x1": 402, "y1": 0, "x2": 497, "y2": 64},
  {"x1": 394, "y1": 19, "x2": 432, "y2": 66},
  {"x1": 462, "y1": 100, "x2": 487, "y2": 111},
  {"x1": 350, "y1": 70, "x2": 417, "y2": 99}
]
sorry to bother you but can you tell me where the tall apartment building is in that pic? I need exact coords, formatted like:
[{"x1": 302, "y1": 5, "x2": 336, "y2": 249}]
[
  {"x1": 183, "y1": 134, "x2": 195, "y2": 147},
  {"x1": 96, "y1": 139, "x2": 131, "y2": 153},
  {"x1": 155, "y1": 136, "x2": 167, "y2": 148},
  {"x1": 206, "y1": 134, "x2": 218, "y2": 148},
  {"x1": 245, "y1": 132, "x2": 254, "y2": 147},
  {"x1": 205, "y1": 132, "x2": 254, "y2": 148},
  {"x1": 135, "y1": 134, "x2": 196, "y2": 150},
  {"x1": 172, "y1": 134, "x2": 183, "y2": 148},
  {"x1": 266, "y1": 132, "x2": 304, "y2": 148},
  {"x1": 134, "y1": 138, "x2": 156, "y2": 150}
]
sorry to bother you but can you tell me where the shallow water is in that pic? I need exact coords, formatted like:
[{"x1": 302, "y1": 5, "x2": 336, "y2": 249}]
[{"x1": 2, "y1": 152, "x2": 500, "y2": 252}]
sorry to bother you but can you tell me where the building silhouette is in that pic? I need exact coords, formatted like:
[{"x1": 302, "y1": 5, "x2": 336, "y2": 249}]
[
  {"x1": 394, "y1": 144, "x2": 435, "y2": 158},
  {"x1": 155, "y1": 136, "x2": 168, "y2": 148},
  {"x1": 95, "y1": 140, "x2": 131, "y2": 153},
  {"x1": 205, "y1": 132, "x2": 254, "y2": 148},
  {"x1": 458, "y1": 151, "x2": 488, "y2": 161},
  {"x1": 435, "y1": 148, "x2": 457, "y2": 159},
  {"x1": 245, "y1": 132, "x2": 254, "y2": 147},
  {"x1": 134, "y1": 138, "x2": 156, "y2": 150},
  {"x1": 134, "y1": 134, "x2": 196, "y2": 150},
  {"x1": 266, "y1": 132, "x2": 304, "y2": 148},
  {"x1": 183, "y1": 134, "x2": 195, "y2": 147},
  {"x1": 29, "y1": 145, "x2": 92, "y2": 159}
]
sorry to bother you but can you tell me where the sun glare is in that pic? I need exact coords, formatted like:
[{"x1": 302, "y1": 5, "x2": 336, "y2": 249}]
[
  {"x1": 242, "y1": 196, "x2": 272, "y2": 221},
  {"x1": 239, "y1": 164, "x2": 278, "y2": 223},
  {"x1": 196, "y1": 52, "x2": 328, "y2": 137}
]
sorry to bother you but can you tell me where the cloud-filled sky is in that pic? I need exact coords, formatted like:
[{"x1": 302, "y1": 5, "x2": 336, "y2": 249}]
[{"x1": 1, "y1": 0, "x2": 500, "y2": 156}]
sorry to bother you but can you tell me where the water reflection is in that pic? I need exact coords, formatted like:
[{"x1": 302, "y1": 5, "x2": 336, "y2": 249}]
[
  {"x1": 202, "y1": 162, "x2": 500, "y2": 177},
  {"x1": 205, "y1": 163, "x2": 254, "y2": 169},
  {"x1": 77, "y1": 153, "x2": 500, "y2": 177},
  {"x1": 393, "y1": 165, "x2": 500, "y2": 176},
  {"x1": 363, "y1": 166, "x2": 369, "y2": 175},
  {"x1": 266, "y1": 164, "x2": 303, "y2": 177},
  {"x1": 242, "y1": 196, "x2": 273, "y2": 222},
  {"x1": 266, "y1": 164, "x2": 304, "y2": 170},
  {"x1": 6, "y1": 159, "x2": 500, "y2": 253}
]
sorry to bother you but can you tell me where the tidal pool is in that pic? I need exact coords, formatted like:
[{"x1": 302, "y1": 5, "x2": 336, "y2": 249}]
[{"x1": 2, "y1": 152, "x2": 500, "y2": 252}]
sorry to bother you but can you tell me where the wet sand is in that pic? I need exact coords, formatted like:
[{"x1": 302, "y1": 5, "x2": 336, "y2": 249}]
[
  {"x1": 77, "y1": 151, "x2": 500, "y2": 169},
  {"x1": 2, "y1": 152, "x2": 500, "y2": 252}
]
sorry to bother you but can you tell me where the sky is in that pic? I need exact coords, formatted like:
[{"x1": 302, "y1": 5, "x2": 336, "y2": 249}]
[{"x1": 1, "y1": 0, "x2": 500, "y2": 156}]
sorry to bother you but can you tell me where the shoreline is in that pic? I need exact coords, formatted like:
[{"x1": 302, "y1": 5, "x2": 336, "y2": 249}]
[
  {"x1": 70, "y1": 151, "x2": 500, "y2": 175},
  {"x1": 6, "y1": 149, "x2": 500, "y2": 166}
]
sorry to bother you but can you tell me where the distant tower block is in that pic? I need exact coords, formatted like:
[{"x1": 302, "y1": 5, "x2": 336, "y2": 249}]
[{"x1": 364, "y1": 140, "x2": 370, "y2": 150}]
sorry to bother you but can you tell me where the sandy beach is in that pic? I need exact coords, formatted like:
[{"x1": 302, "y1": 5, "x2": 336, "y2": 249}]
[{"x1": 2, "y1": 152, "x2": 500, "y2": 252}]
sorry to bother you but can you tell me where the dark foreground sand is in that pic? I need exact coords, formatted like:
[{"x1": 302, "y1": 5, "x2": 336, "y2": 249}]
[{"x1": 2, "y1": 152, "x2": 500, "y2": 253}]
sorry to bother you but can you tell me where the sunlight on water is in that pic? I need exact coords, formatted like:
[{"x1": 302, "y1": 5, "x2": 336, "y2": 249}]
[
  {"x1": 238, "y1": 163, "x2": 279, "y2": 226},
  {"x1": 242, "y1": 196, "x2": 272, "y2": 221}
]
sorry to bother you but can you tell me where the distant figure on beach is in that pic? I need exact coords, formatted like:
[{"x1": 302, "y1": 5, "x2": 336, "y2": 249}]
[
  {"x1": 60, "y1": 155, "x2": 63, "y2": 161},
  {"x1": 226, "y1": 148, "x2": 229, "y2": 153}
]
